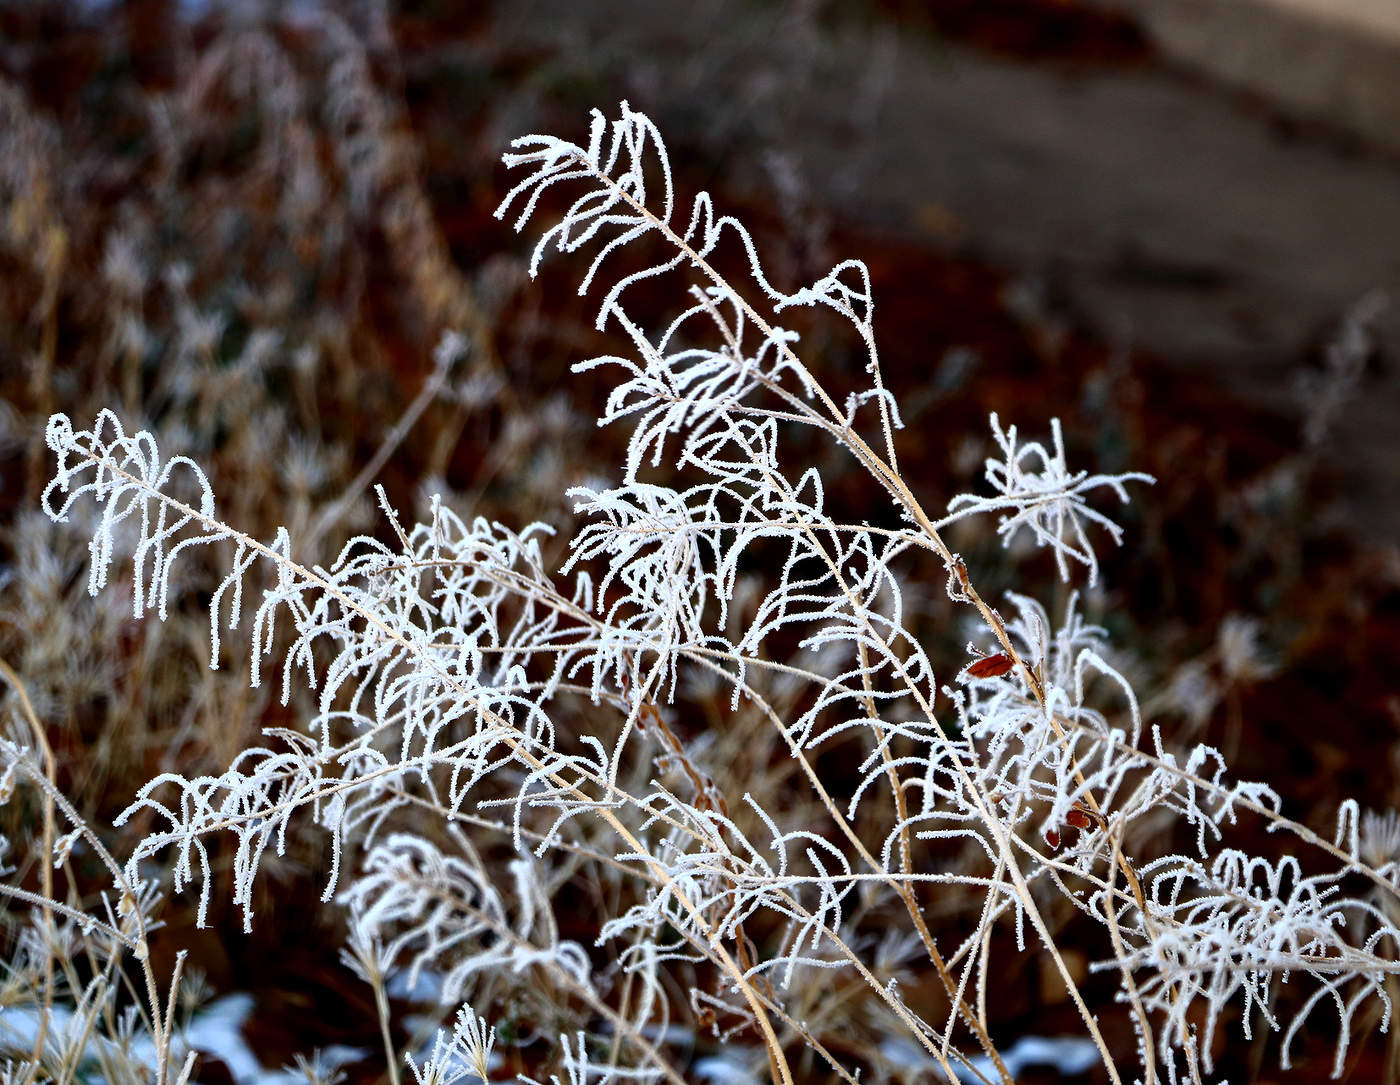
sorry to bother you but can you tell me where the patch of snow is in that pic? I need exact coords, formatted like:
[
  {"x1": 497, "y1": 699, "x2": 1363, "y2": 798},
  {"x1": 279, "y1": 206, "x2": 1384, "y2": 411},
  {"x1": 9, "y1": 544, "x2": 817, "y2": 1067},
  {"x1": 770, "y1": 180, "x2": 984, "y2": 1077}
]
[
  {"x1": 880, "y1": 1034, "x2": 1100, "y2": 1081},
  {"x1": 693, "y1": 1051, "x2": 761, "y2": 1084},
  {"x1": 0, "y1": 996, "x2": 367, "y2": 1085}
]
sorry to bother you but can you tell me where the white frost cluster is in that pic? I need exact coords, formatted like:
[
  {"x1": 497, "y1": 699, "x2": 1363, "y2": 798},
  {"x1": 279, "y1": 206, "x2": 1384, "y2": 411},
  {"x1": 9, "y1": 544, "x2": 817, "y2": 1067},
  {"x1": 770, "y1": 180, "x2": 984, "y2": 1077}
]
[
  {"x1": 944, "y1": 413, "x2": 1152, "y2": 586},
  {"x1": 25, "y1": 102, "x2": 1400, "y2": 1085}
]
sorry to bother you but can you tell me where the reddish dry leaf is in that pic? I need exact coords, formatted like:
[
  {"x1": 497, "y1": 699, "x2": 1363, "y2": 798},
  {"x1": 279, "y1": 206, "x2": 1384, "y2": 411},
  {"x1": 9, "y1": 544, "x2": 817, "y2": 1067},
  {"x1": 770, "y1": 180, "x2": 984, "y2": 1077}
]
[{"x1": 965, "y1": 652, "x2": 1014, "y2": 679}]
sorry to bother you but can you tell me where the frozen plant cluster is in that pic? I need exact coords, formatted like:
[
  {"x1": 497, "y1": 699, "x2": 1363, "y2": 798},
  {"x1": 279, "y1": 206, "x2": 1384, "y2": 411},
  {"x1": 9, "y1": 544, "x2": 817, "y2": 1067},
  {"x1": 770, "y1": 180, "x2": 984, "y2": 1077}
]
[{"x1": 10, "y1": 102, "x2": 1400, "y2": 1085}]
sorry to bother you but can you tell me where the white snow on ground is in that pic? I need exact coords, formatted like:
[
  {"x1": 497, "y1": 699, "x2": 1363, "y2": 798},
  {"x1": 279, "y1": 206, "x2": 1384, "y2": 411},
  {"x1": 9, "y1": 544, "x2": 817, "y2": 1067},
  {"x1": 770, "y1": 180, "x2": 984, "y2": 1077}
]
[
  {"x1": 694, "y1": 1052, "x2": 761, "y2": 1083},
  {"x1": 1, "y1": 996, "x2": 365, "y2": 1085},
  {"x1": 5, "y1": 993, "x2": 1098, "y2": 1083},
  {"x1": 881, "y1": 1034, "x2": 1101, "y2": 1081}
]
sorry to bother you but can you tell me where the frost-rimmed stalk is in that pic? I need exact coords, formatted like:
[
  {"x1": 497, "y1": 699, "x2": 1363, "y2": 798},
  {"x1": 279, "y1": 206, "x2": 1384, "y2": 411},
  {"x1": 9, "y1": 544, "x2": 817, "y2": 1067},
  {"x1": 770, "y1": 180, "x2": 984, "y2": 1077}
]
[{"x1": 496, "y1": 102, "x2": 1136, "y2": 1079}]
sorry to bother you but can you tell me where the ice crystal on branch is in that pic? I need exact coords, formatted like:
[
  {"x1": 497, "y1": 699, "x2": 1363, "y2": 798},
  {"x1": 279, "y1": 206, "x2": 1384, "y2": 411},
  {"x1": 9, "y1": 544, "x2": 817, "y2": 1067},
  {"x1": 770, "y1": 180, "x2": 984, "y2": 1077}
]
[{"x1": 945, "y1": 413, "x2": 1153, "y2": 585}]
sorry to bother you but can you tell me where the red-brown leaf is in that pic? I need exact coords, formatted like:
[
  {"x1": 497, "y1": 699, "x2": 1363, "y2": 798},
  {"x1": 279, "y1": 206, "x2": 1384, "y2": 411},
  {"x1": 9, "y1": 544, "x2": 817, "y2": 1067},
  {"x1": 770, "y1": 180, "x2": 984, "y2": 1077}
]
[{"x1": 965, "y1": 652, "x2": 1014, "y2": 679}]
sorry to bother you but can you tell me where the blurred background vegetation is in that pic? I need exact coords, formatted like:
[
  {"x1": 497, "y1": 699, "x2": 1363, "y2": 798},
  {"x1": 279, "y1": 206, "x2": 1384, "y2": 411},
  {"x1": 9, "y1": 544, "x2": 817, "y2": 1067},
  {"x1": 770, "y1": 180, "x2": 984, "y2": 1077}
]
[{"x1": 0, "y1": 1, "x2": 1397, "y2": 1080}]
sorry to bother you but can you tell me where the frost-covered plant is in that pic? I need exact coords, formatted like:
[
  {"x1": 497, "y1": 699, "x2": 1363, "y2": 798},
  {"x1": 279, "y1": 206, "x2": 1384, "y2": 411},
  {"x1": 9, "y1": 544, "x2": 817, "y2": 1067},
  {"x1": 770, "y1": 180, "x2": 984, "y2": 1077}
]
[{"x1": 17, "y1": 102, "x2": 1400, "y2": 1084}]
